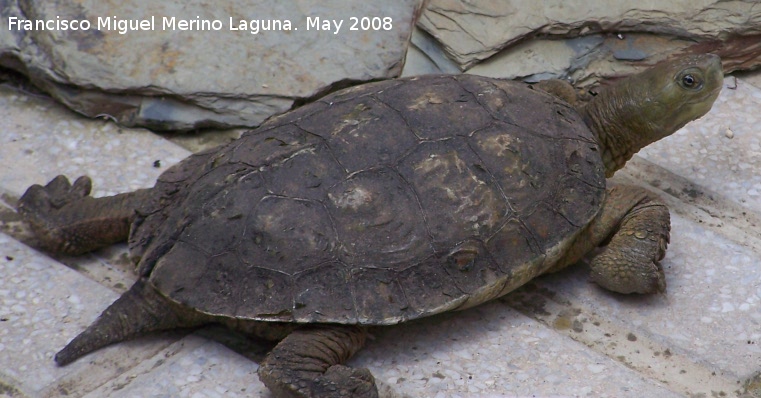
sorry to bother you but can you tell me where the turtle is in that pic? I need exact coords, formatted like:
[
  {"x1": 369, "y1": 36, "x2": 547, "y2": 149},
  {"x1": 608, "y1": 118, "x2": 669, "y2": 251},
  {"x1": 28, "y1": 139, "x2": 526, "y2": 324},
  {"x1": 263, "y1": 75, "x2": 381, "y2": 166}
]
[{"x1": 18, "y1": 53, "x2": 723, "y2": 397}]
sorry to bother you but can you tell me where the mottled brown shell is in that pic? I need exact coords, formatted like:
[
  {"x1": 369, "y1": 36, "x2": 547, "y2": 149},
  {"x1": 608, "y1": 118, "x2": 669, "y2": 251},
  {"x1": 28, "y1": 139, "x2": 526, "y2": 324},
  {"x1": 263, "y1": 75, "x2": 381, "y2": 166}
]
[{"x1": 129, "y1": 74, "x2": 605, "y2": 325}]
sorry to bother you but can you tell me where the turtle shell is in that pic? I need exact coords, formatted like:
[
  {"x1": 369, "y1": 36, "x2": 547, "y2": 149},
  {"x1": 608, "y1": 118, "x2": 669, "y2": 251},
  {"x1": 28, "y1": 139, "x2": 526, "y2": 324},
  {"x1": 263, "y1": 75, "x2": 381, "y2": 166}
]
[{"x1": 129, "y1": 74, "x2": 606, "y2": 325}]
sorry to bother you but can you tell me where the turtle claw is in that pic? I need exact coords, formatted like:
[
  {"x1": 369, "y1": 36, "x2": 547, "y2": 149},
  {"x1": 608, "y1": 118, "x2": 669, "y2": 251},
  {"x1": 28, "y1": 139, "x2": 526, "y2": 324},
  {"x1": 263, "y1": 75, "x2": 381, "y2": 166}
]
[
  {"x1": 590, "y1": 249, "x2": 667, "y2": 294},
  {"x1": 46, "y1": 175, "x2": 92, "y2": 208},
  {"x1": 316, "y1": 365, "x2": 378, "y2": 398},
  {"x1": 18, "y1": 175, "x2": 95, "y2": 254},
  {"x1": 19, "y1": 175, "x2": 92, "y2": 213}
]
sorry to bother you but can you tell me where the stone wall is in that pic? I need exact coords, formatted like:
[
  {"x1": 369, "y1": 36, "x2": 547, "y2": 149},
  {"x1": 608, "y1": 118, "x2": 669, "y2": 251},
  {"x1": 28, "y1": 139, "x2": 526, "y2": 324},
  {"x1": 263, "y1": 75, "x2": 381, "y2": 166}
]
[
  {"x1": 418, "y1": 0, "x2": 761, "y2": 86},
  {"x1": 0, "y1": 0, "x2": 423, "y2": 130}
]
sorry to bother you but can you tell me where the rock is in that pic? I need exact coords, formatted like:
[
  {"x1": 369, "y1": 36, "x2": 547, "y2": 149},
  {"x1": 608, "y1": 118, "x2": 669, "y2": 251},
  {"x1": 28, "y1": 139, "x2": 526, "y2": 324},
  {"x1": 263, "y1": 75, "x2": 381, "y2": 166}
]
[
  {"x1": 466, "y1": 36, "x2": 599, "y2": 83},
  {"x1": 401, "y1": 28, "x2": 461, "y2": 77},
  {"x1": 418, "y1": 0, "x2": 761, "y2": 85},
  {"x1": 467, "y1": 32, "x2": 761, "y2": 87},
  {"x1": 0, "y1": 1, "x2": 423, "y2": 131}
]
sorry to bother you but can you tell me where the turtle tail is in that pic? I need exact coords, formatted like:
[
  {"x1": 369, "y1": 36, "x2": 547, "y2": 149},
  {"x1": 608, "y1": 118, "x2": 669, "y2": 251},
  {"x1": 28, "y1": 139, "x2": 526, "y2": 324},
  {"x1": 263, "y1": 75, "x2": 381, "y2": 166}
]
[{"x1": 55, "y1": 278, "x2": 207, "y2": 366}]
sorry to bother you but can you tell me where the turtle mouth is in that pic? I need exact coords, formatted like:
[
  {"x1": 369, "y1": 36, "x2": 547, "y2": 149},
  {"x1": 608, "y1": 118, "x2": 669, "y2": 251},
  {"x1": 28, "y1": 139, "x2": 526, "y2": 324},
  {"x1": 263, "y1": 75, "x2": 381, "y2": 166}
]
[{"x1": 687, "y1": 81, "x2": 722, "y2": 105}]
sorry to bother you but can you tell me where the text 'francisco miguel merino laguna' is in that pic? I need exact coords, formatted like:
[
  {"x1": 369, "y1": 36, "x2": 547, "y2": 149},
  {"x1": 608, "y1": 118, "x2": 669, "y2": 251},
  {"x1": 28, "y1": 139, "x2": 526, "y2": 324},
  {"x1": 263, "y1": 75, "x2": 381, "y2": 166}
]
[{"x1": 7, "y1": 15, "x2": 394, "y2": 35}]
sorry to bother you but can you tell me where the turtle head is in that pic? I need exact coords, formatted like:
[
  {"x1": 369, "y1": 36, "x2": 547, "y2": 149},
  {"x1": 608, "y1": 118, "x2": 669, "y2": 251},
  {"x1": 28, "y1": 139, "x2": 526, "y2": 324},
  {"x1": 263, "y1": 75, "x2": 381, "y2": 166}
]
[
  {"x1": 633, "y1": 54, "x2": 724, "y2": 134},
  {"x1": 583, "y1": 54, "x2": 723, "y2": 177}
]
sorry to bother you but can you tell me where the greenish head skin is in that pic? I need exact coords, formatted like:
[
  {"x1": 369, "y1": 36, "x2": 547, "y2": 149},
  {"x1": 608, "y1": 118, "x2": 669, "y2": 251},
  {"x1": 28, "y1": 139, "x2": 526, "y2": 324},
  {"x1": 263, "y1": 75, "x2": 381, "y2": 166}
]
[{"x1": 582, "y1": 54, "x2": 724, "y2": 177}]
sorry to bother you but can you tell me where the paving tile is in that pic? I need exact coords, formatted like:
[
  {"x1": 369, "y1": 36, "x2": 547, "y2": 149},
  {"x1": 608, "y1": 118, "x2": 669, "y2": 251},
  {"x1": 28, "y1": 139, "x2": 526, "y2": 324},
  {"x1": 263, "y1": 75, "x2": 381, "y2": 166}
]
[
  {"x1": 0, "y1": 232, "x2": 95, "y2": 397},
  {"x1": 532, "y1": 214, "x2": 761, "y2": 394},
  {"x1": 0, "y1": 233, "x2": 175, "y2": 397},
  {"x1": 738, "y1": 69, "x2": 761, "y2": 91},
  {"x1": 352, "y1": 303, "x2": 683, "y2": 397},
  {"x1": 0, "y1": 85, "x2": 189, "y2": 198},
  {"x1": 82, "y1": 336, "x2": 267, "y2": 398}
]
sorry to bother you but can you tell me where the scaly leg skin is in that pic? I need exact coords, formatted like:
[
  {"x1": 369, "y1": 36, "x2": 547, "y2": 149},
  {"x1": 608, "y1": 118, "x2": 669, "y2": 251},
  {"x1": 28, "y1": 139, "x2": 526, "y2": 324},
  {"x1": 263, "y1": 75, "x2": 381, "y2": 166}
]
[
  {"x1": 258, "y1": 326, "x2": 378, "y2": 398},
  {"x1": 556, "y1": 183, "x2": 671, "y2": 294},
  {"x1": 17, "y1": 175, "x2": 153, "y2": 255}
]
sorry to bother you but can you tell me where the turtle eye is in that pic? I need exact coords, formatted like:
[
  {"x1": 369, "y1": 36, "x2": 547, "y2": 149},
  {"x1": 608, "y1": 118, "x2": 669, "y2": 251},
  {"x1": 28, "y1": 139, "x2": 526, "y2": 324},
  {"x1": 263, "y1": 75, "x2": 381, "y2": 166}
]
[{"x1": 679, "y1": 72, "x2": 703, "y2": 90}]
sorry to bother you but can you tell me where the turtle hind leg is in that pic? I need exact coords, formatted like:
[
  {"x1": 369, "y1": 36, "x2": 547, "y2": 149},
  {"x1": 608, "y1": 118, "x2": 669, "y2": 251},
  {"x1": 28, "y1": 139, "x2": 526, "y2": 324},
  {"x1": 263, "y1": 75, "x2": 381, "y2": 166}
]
[
  {"x1": 56, "y1": 278, "x2": 208, "y2": 366},
  {"x1": 17, "y1": 175, "x2": 153, "y2": 255},
  {"x1": 258, "y1": 325, "x2": 378, "y2": 398}
]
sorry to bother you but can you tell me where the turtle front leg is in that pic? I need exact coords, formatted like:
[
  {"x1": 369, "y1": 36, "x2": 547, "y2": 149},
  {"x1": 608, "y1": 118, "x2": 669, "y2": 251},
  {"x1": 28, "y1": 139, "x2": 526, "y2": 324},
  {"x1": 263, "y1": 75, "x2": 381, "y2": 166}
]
[
  {"x1": 18, "y1": 175, "x2": 152, "y2": 255},
  {"x1": 258, "y1": 325, "x2": 378, "y2": 398},
  {"x1": 560, "y1": 184, "x2": 670, "y2": 294}
]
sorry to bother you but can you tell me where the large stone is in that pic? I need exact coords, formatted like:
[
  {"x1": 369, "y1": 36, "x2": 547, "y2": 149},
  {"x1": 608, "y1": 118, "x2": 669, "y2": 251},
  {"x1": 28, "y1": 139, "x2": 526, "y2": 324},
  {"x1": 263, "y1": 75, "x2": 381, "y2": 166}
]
[
  {"x1": 0, "y1": 0, "x2": 423, "y2": 130},
  {"x1": 418, "y1": 0, "x2": 761, "y2": 85}
]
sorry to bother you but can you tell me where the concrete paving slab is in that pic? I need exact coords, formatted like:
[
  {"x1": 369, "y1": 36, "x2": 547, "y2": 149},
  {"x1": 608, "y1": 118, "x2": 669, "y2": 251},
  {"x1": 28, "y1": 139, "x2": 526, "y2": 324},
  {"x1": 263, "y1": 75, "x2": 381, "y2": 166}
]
[
  {"x1": 0, "y1": 85, "x2": 189, "y2": 198},
  {"x1": 81, "y1": 336, "x2": 267, "y2": 398},
  {"x1": 353, "y1": 302, "x2": 684, "y2": 397},
  {"x1": 529, "y1": 214, "x2": 761, "y2": 394},
  {"x1": 0, "y1": 233, "x2": 178, "y2": 398}
]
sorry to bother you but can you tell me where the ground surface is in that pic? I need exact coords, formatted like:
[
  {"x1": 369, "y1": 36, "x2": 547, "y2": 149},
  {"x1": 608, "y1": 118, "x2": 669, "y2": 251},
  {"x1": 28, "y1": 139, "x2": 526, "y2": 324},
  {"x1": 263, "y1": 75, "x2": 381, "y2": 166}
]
[{"x1": 1, "y1": 58, "x2": 760, "y2": 397}]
